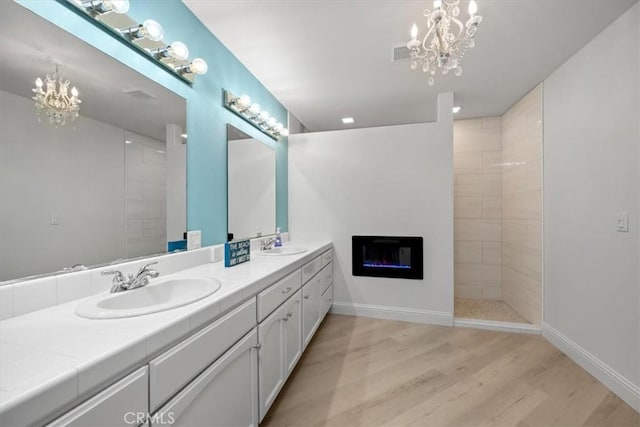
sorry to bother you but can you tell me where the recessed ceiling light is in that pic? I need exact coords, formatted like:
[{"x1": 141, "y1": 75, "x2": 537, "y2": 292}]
[
  {"x1": 342, "y1": 117, "x2": 355, "y2": 124},
  {"x1": 452, "y1": 106, "x2": 462, "y2": 114}
]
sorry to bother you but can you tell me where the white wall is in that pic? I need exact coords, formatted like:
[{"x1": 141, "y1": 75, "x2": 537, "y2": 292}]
[
  {"x1": 289, "y1": 93, "x2": 454, "y2": 324},
  {"x1": 0, "y1": 90, "x2": 125, "y2": 281},
  {"x1": 543, "y1": 2, "x2": 639, "y2": 409},
  {"x1": 228, "y1": 138, "x2": 276, "y2": 239}
]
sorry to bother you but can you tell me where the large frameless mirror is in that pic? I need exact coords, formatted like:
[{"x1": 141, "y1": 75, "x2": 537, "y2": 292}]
[
  {"x1": 0, "y1": 2, "x2": 187, "y2": 282},
  {"x1": 227, "y1": 124, "x2": 276, "y2": 241}
]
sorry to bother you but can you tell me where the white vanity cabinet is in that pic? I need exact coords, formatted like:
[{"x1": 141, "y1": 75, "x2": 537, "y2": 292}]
[
  {"x1": 257, "y1": 289, "x2": 302, "y2": 421},
  {"x1": 47, "y1": 367, "x2": 148, "y2": 427},
  {"x1": 151, "y1": 328, "x2": 259, "y2": 427},
  {"x1": 302, "y1": 260, "x2": 333, "y2": 350}
]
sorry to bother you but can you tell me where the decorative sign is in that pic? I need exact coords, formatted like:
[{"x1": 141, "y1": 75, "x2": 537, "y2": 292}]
[{"x1": 225, "y1": 239, "x2": 251, "y2": 267}]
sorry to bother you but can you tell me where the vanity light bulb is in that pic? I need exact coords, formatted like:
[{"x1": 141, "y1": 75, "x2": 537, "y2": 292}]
[
  {"x1": 259, "y1": 111, "x2": 270, "y2": 122},
  {"x1": 238, "y1": 95, "x2": 251, "y2": 109},
  {"x1": 105, "y1": 0, "x2": 130, "y2": 14},
  {"x1": 168, "y1": 41, "x2": 189, "y2": 61},
  {"x1": 189, "y1": 58, "x2": 208, "y2": 75},
  {"x1": 249, "y1": 103, "x2": 261, "y2": 115},
  {"x1": 275, "y1": 122, "x2": 284, "y2": 133},
  {"x1": 468, "y1": 0, "x2": 478, "y2": 16},
  {"x1": 142, "y1": 19, "x2": 164, "y2": 42},
  {"x1": 267, "y1": 117, "x2": 277, "y2": 128},
  {"x1": 280, "y1": 128, "x2": 289, "y2": 137}
]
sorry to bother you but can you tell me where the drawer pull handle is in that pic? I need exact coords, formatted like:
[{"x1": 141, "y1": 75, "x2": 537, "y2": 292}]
[
  {"x1": 282, "y1": 316, "x2": 289, "y2": 322},
  {"x1": 304, "y1": 295, "x2": 310, "y2": 300},
  {"x1": 282, "y1": 287, "x2": 292, "y2": 294},
  {"x1": 253, "y1": 343, "x2": 262, "y2": 350},
  {"x1": 287, "y1": 312, "x2": 293, "y2": 318}
]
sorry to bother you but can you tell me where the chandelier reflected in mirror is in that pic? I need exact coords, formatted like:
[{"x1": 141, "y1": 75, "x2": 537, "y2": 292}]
[
  {"x1": 32, "y1": 65, "x2": 82, "y2": 127},
  {"x1": 406, "y1": 0, "x2": 482, "y2": 86}
]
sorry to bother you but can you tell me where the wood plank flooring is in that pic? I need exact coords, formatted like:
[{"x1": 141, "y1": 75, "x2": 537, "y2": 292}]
[{"x1": 261, "y1": 314, "x2": 639, "y2": 427}]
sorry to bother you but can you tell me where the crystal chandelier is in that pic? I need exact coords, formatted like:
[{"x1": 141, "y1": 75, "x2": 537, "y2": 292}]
[
  {"x1": 32, "y1": 65, "x2": 82, "y2": 127},
  {"x1": 406, "y1": 0, "x2": 482, "y2": 86}
]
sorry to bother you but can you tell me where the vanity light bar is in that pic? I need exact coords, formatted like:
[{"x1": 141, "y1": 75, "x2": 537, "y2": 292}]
[
  {"x1": 224, "y1": 91, "x2": 289, "y2": 139},
  {"x1": 64, "y1": 0, "x2": 207, "y2": 84}
]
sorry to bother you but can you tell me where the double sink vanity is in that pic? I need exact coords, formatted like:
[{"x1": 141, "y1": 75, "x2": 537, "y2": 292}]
[{"x1": 0, "y1": 241, "x2": 333, "y2": 426}]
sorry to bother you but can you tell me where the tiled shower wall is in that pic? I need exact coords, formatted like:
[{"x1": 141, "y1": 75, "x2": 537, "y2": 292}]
[
  {"x1": 502, "y1": 85, "x2": 543, "y2": 325},
  {"x1": 453, "y1": 118, "x2": 503, "y2": 300}
]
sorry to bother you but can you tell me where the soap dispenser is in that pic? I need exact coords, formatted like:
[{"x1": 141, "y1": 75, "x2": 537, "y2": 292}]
[{"x1": 274, "y1": 227, "x2": 283, "y2": 247}]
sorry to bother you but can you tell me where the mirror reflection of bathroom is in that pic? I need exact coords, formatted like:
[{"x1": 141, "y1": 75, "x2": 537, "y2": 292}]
[
  {"x1": 0, "y1": 1, "x2": 186, "y2": 281},
  {"x1": 226, "y1": 124, "x2": 276, "y2": 241},
  {"x1": 453, "y1": 85, "x2": 543, "y2": 326}
]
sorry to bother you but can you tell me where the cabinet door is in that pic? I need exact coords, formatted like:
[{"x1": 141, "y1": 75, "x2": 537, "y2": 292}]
[
  {"x1": 152, "y1": 328, "x2": 259, "y2": 427},
  {"x1": 258, "y1": 305, "x2": 286, "y2": 421},
  {"x1": 321, "y1": 283, "x2": 334, "y2": 319},
  {"x1": 47, "y1": 367, "x2": 148, "y2": 427},
  {"x1": 283, "y1": 290, "x2": 302, "y2": 377},
  {"x1": 302, "y1": 275, "x2": 322, "y2": 350}
]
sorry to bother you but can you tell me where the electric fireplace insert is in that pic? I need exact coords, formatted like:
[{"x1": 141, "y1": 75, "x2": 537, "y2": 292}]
[{"x1": 352, "y1": 236, "x2": 423, "y2": 280}]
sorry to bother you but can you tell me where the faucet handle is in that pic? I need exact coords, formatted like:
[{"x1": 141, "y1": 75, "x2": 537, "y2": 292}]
[{"x1": 137, "y1": 261, "x2": 159, "y2": 275}]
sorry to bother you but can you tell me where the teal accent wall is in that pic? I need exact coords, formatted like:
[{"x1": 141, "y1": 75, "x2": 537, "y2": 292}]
[{"x1": 20, "y1": 0, "x2": 288, "y2": 246}]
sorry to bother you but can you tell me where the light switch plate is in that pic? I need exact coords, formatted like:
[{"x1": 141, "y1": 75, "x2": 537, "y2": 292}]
[
  {"x1": 616, "y1": 211, "x2": 628, "y2": 232},
  {"x1": 186, "y1": 230, "x2": 202, "y2": 250}
]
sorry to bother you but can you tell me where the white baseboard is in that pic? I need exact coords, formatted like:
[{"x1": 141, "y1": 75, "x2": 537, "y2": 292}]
[
  {"x1": 542, "y1": 322, "x2": 640, "y2": 412},
  {"x1": 454, "y1": 318, "x2": 541, "y2": 335},
  {"x1": 329, "y1": 302, "x2": 453, "y2": 327}
]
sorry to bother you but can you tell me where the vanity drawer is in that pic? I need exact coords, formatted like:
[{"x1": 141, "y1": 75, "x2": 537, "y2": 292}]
[
  {"x1": 48, "y1": 367, "x2": 148, "y2": 427},
  {"x1": 257, "y1": 269, "x2": 302, "y2": 322},
  {"x1": 302, "y1": 256, "x2": 323, "y2": 284},
  {"x1": 149, "y1": 299, "x2": 256, "y2": 413},
  {"x1": 321, "y1": 249, "x2": 333, "y2": 267}
]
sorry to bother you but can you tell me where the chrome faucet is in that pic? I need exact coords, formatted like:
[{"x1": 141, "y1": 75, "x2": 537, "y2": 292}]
[
  {"x1": 102, "y1": 261, "x2": 159, "y2": 293},
  {"x1": 260, "y1": 238, "x2": 276, "y2": 251}
]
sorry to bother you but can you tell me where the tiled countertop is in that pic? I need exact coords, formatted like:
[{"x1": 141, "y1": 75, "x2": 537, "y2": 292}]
[{"x1": 0, "y1": 241, "x2": 331, "y2": 426}]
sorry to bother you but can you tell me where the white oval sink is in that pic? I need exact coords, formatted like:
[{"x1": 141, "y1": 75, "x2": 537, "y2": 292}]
[
  {"x1": 258, "y1": 246, "x2": 307, "y2": 256},
  {"x1": 76, "y1": 277, "x2": 221, "y2": 319}
]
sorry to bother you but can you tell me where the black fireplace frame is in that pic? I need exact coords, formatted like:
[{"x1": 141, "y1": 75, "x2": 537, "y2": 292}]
[{"x1": 352, "y1": 235, "x2": 423, "y2": 280}]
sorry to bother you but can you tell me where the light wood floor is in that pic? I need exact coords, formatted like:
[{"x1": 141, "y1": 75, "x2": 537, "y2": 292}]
[{"x1": 262, "y1": 314, "x2": 639, "y2": 427}]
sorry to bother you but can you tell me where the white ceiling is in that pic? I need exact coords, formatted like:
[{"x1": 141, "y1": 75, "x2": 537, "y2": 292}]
[
  {"x1": 185, "y1": 0, "x2": 638, "y2": 132},
  {"x1": 0, "y1": 2, "x2": 185, "y2": 142}
]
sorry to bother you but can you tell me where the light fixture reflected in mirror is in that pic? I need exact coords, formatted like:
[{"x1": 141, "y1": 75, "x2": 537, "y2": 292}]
[
  {"x1": 224, "y1": 91, "x2": 289, "y2": 140},
  {"x1": 32, "y1": 64, "x2": 82, "y2": 127}
]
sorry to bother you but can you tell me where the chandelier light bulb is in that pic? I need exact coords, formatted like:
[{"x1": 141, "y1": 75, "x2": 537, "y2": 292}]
[
  {"x1": 433, "y1": 0, "x2": 442, "y2": 10},
  {"x1": 410, "y1": 23, "x2": 418, "y2": 41},
  {"x1": 35, "y1": 77, "x2": 43, "y2": 88},
  {"x1": 468, "y1": 0, "x2": 478, "y2": 16},
  {"x1": 71, "y1": 87, "x2": 79, "y2": 97},
  {"x1": 167, "y1": 41, "x2": 189, "y2": 60}
]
